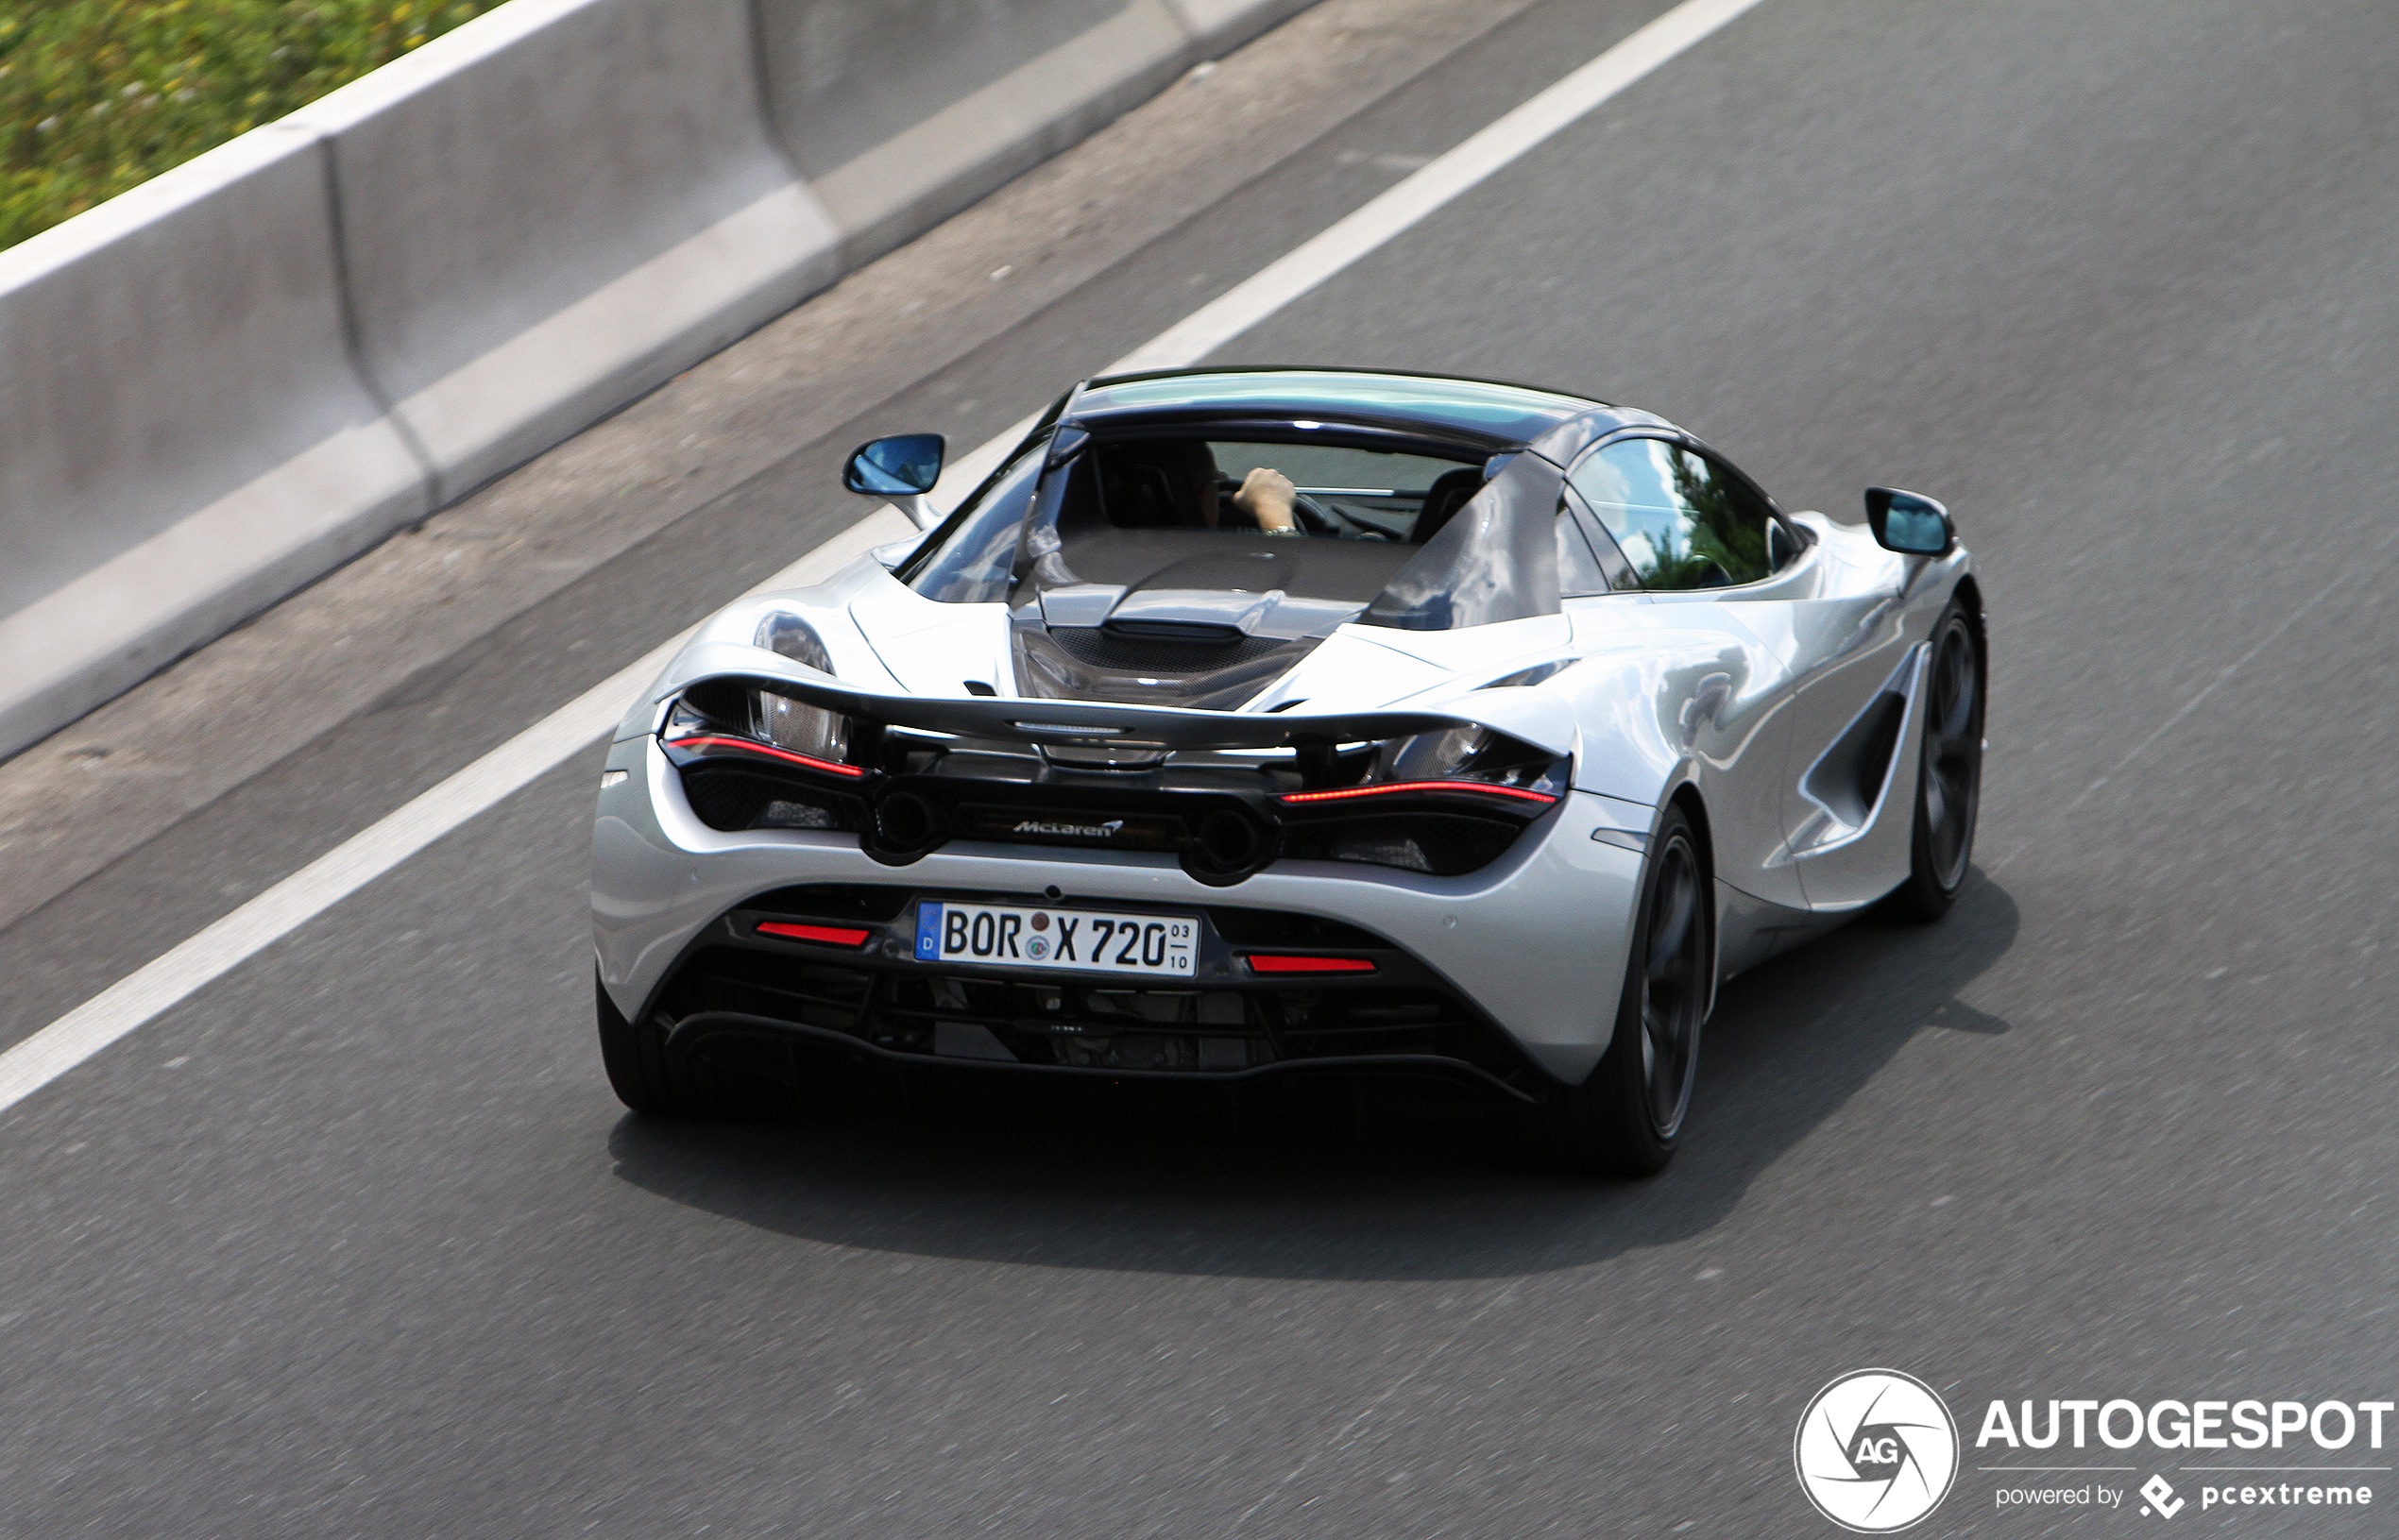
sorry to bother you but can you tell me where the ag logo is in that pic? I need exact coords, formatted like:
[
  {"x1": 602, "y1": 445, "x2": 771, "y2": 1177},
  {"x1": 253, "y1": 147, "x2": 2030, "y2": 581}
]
[{"x1": 1795, "y1": 1369, "x2": 1959, "y2": 1532}]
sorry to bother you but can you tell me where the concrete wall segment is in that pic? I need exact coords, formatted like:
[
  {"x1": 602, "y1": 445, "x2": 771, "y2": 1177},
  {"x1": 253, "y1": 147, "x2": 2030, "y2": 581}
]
[
  {"x1": 1161, "y1": 0, "x2": 1321, "y2": 55},
  {"x1": 0, "y1": 125, "x2": 425, "y2": 620},
  {"x1": 757, "y1": 0, "x2": 1197, "y2": 264},
  {"x1": 0, "y1": 124, "x2": 431, "y2": 758},
  {"x1": 291, "y1": 0, "x2": 842, "y2": 502},
  {"x1": 0, "y1": 0, "x2": 1329, "y2": 761}
]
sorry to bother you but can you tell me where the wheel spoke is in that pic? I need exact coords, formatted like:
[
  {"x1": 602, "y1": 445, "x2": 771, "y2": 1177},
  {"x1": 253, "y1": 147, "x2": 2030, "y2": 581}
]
[
  {"x1": 1935, "y1": 644, "x2": 1975, "y2": 742},
  {"x1": 1646, "y1": 1007, "x2": 1686, "y2": 1123},
  {"x1": 1647, "y1": 864, "x2": 1694, "y2": 972},
  {"x1": 1646, "y1": 1001, "x2": 1682, "y2": 1057},
  {"x1": 1930, "y1": 813, "x2": 1962, "y2": 875},
  {"x1": 1910, "y1": 620, "x2": 1982, "y2": 892},
  {"x1": 1619, "y1": 838, "x2": 1709, "y2": 1140}
]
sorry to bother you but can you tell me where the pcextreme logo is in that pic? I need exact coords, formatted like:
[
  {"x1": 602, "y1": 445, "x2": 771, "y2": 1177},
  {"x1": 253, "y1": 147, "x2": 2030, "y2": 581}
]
[{"x1": 1795, "y1": 1370, "x2": 1961, "y2": 1532}]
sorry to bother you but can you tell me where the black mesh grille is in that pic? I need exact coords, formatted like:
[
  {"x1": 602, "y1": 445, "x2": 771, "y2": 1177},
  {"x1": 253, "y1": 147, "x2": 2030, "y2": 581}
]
[
  {"x1": 1282, "y1": 815, "x2": 1521, "y2": 876},
  {"x1": 663, "y1": 946, "x2": 876, "y2": 1035},
  {"x1": 1204, "y1": 909, "x2": 1386, "y2": 948},
  {"x1": 745, "y1": 885, "x2": 915, "y2": 922},
  {"x1": 1046, "y1": 627, "x2": 1293, "y2": 675},
  {"x1": 681, "y1": 769, "x2": 779, "y2": 831},
  {"x1": 678, "y1": 766, "x2": 867, "y2": 834}
]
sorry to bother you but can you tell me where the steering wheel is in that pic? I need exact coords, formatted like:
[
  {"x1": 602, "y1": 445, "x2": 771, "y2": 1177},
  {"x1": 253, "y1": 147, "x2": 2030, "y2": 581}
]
[
  {"x1": 1288, "y1": 492, "x2": 1341, "y2": 536},
  {"x1": 1215, "y1": 477, "x2": 1340, "y2": 536}
]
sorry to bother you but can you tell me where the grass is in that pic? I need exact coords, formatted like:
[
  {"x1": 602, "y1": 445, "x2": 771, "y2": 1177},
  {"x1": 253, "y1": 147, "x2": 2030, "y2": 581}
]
[{"x1": 1, "y1": 0, "x2": 503, "y2": 252}]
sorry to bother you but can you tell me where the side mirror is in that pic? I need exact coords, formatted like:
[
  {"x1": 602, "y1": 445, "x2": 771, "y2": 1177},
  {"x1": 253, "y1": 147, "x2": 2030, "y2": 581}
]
[
  {"x1": 1863, "y1": 486, "x2": 1955, "y2": 557},
  {"x1": 845, "y1": 433, "x2": 946, "y2": 529}
]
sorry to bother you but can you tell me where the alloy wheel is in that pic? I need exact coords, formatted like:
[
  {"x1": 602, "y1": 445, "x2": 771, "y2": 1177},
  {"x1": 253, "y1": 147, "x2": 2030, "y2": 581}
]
[
  {"x1": 1920, "y1": 620, "x2": 1982, "y2": 890},
  {"x1": 1638, "y1": 837, "x2": 1707, "y2": 1138}
]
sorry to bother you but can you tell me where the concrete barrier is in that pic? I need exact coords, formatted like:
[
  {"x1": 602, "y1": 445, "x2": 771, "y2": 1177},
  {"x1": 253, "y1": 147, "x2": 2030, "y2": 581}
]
[
  {"x1": 293, "y1": 0, "x2": 842, "y2": 506},
  {"x1": 757, "y1": 0, "x2": 1189, "y2": 266},
  {"x1": 757, "y1": 0, "x2": 1313, "y2": 266},
  {"x1": 0, "y1": 127, "x2": 429, "y2": 759},
  {"x1": 1162, "y1": 0, "x2": 1320, "y2": 55},
  {"x1": 0, "y1": 0, "x2": 1323, "y2": 761}
]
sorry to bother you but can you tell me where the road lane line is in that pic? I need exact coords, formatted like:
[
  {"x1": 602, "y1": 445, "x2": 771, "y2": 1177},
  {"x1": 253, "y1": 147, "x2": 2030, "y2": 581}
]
[
  {"x1": 0, "y1": 512, "x2": 910, "y2": 1118},
  {"x1": 0, "y1": 0, "x2": 1768, "y2": 1120}
]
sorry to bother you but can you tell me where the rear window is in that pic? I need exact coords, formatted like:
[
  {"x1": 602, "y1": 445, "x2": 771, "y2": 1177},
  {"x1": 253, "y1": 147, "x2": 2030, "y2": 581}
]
[
  {"x1": 898, "y1": 426, "x2": 1567, "y2": 631},
  {"x1": 1085, "y1": 438, "x2": 1477, "y2": 543}
]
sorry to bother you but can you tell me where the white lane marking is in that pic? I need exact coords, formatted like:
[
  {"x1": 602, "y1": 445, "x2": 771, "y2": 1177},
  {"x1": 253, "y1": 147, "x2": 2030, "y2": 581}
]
[
  {"x1": 0, "y1": 0, "x2": 1767, "y2": 1120},
  {"x1": 0, "y1": 513, "x2": 909, "y2": 1118}
]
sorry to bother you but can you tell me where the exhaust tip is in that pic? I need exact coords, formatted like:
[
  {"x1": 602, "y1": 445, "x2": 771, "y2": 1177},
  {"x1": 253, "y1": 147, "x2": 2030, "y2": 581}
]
[
  {"x1": 1184, "y1": 808, "x2": 1271, "y2": 884},
  {"x1": 875, "y1": 791, "x2": 939, "y2": 852}
]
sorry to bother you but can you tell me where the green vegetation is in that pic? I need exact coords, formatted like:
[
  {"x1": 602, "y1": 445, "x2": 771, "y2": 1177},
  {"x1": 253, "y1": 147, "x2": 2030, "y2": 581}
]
[{"x1": 1, "y1": 0, "x2": 502, "y2": 252}]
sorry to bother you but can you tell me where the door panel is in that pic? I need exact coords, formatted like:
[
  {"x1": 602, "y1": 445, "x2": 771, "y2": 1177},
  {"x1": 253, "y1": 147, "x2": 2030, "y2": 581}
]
[{"x1": 1740, "y1": 519, "x2": 1921, "y2": 910}]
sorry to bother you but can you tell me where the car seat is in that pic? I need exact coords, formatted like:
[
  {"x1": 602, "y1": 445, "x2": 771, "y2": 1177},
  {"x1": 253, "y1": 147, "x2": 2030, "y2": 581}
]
[{"x1": 1409, "y1": 465, "x2": 1487, "y2": 544}]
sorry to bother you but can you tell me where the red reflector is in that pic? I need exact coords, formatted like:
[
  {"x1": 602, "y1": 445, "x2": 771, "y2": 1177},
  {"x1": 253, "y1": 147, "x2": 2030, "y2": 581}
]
[
  {"x1": 756, "y1": 921, "x2": 873, "y2": 947},
  {"x1": 665, "y1": 734, "x2": 864, "y2": 778},
  {"x1": 1279, "y1": 779, "x2": 1557, "y2": 805},
  {"x1": 1243, "y1": 954, "x2": 1376, "y2": 974}
]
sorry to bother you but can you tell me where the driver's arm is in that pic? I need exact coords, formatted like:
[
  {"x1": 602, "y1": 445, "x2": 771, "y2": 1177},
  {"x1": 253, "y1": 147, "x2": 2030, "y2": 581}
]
[{"x1": 1232, "y1": 466, "x2": 1302, "y2": 534}]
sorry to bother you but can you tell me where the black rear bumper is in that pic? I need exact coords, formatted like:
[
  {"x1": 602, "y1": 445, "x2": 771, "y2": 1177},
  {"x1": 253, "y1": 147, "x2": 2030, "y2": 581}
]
[{"x1": 635, "y1": 883, "x2": 1557, "y2": 1108}]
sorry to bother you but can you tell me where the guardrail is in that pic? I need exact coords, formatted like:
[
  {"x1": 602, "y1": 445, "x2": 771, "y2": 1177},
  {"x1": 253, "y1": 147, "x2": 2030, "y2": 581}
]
[{"x1": 0, "y1": 0, "x2": 1314, "y2": 761}]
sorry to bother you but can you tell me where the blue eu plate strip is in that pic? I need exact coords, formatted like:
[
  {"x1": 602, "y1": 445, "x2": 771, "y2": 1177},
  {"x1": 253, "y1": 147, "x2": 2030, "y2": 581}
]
[{"x1": 914, "y1": 904, "x2": 943, "y2": 961}]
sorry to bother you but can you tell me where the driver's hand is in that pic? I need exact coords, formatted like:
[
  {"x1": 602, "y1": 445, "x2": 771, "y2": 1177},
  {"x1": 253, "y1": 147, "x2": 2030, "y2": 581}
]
[{"x1": 1232, "y1": 466, "x2": 1300, "y2": 533}]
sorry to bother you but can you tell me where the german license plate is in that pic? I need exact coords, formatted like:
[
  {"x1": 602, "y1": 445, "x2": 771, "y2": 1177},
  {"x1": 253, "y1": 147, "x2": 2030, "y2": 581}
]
[{"x1": 913, "y1": 902, "x2": 1198, "y2": 977}]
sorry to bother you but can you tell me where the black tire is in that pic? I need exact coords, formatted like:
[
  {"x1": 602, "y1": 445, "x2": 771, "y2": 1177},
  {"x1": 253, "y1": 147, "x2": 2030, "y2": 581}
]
[
  {"x1": 596, "y1": 970, "x2": 684, "y2": 1115},
  {"x1": 1880, "y1": 601, "x2": 1984, "y2": 923},
  {"x1": 1542, "y1": 806, "x2": 1710, "y2": 1176}
]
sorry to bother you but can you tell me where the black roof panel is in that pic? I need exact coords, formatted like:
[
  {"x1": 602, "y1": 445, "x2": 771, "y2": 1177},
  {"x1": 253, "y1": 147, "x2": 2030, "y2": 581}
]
[{"x1": 1070, "y1": 368, "x2": 1610, "y2": 448}]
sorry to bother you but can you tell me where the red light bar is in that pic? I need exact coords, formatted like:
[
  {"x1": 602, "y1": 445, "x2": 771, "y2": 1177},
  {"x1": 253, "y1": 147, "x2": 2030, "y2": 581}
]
[
  {"x1": 1244, "y1": 954, "x2": 1376, "y2": 974},
  {"x1": 1279, "y1": 779, "x2": 1557, "y2": 805},
  {"x1": 756, "y1": 921, "x2": 873, "y2": 947},
  {"x1": 665, "y1": 734, "x2": 865, "y2": 778}
]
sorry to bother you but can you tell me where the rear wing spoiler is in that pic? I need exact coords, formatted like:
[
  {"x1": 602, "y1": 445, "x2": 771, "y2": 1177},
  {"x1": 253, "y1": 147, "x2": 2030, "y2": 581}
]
[{"x1": 635, "y1": 640, "x2": 1576, "y2": 755}]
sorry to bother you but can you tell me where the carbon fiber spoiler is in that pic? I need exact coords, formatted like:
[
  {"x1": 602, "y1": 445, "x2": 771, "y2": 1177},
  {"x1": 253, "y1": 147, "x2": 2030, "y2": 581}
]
[{"x1": 647, "y1": 640, "x2": 1576, "y2": 754}]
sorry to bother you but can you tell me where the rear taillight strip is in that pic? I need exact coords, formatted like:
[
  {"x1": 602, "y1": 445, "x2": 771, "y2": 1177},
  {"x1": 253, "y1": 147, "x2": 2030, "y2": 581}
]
[
  {"x1": 1243, "y1": 954, "x2": 1377, "y2": 974},
  {"x1": 756, "y1": 921, "x2": 873, "y2": 947},
  {"x1": 1279, "y1": 779, "x2": 1557, "y2": 805},
  {"x1": 665, "y1": 734, "x2": 865, "y2": 778}
]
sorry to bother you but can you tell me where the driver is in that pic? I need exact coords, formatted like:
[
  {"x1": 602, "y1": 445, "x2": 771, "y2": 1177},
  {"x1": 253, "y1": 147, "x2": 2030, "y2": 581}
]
[
  {"x1": 1111, "y1": 439, "x2": 1302, "y2": 534},
  {"x1": 1226, "y1": 465, "x2": 1302, "y2": 535}
]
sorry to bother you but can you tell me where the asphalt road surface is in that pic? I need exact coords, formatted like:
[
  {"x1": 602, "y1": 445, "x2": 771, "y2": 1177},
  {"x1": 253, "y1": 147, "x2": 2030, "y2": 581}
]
[{"x1": 5, "y1": 0, "x2": 2397, "y2": 1535}]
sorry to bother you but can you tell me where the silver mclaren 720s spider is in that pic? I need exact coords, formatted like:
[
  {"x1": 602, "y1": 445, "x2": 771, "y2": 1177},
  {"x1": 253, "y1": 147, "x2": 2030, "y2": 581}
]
[{"x1": 590, "y1": 368, "x2": 1984, "y2": 1174}]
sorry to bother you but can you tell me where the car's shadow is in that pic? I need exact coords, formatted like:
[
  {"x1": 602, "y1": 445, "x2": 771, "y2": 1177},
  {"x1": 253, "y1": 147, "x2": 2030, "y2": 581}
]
[{"x1": 606, "y1": 872, "x2": 2018, "y2": 1280}]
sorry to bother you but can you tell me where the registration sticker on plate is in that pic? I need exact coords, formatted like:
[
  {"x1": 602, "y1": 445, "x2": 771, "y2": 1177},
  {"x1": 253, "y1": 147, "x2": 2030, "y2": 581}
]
[{"x1": 913, "y1": 902, "x2": 1198, "y2": 978}]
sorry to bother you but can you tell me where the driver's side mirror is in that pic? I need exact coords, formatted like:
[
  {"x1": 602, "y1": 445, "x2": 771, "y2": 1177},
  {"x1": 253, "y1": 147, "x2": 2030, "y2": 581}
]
[
  {"x1": 1863, "y1": 486, "x2": 1955, "y2": 557},
  {"x1": 844, "y1": 433, "x2": 946, "y2": 529}
]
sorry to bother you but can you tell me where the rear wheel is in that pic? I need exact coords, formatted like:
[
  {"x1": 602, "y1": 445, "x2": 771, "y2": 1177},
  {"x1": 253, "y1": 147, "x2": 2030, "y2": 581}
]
[
  {"x1": 1880, "y1": 602, "x2": 1983, "y2": 922},
  {"x1": 596, "y1": 970, "x2": 684, "y2": 1115},
  {"x1": 1542, "y1": 807, "x2": 1710, "y2": 1176}
]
